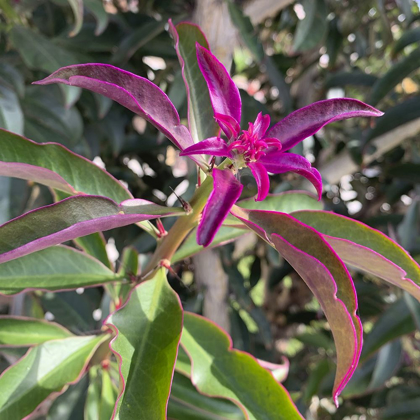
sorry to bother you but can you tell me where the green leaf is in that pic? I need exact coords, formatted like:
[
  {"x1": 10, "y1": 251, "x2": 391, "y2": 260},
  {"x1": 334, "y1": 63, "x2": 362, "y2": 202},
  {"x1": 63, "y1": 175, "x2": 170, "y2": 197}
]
[
  {"x1": 0, "y1": 316, "x2": 73, "y2": 346},
  {"x1": 365, "y1": 97, "x2": 420, "y2": 143},
  {"x1": 392, "y1": 27, "x2": 420, "y2": 56},
  {"x1": 293, "y1": 0, "x2": 328, "y2": 52},
  {"x1": 0, "y1": 246, "x2": 120, "y2": 295},
  {"x1": 369, "y1": 48, "x2": 420, "y2": 106},
  {"x1": 106, "y1": 268, "x2": 183, "y2": 420},
  {"x1": 84, "y1": 0, "x2": 109, "y2": 35},
  {"x1": 362, "y1": 298, "x2": 415, "y2": 360},
  {"x1": 181, "y1": 312, "x2": 303, "y2": 420},
  {"x1": 47, "y1": 375, "x2": 88, "y2": 420},
  {"x1": 325, "y1": 71, "x2": 378, "y2": 89},
  {"x1": 292, "y1": 210, "x2": 420, "y2": 301},
  {"x1": 0, "y1": 334, "x2": 108, "y2": 420},
  {"x1": 169, "y1": 372, "x2": 246, "y2": 420},
  {"x1": 0, "y1": 85, "x2": 23, "y2": 135},
  {"x1": 112, "y1": 20, "x2": 166, "y2": 64},
  {"x1": 10, "y1": 26, "x2": 81, "y2": 107},
  {"x1": 74, "y1": 232, "x2": 112, "y2": 269},
  {"x1": 169, "y1": 22, "x2": 219, "y2": 143},
  {"x1": 0, "y1": 129, "x2": 132, "y2": 203},
  {"x1": 227, "y1": 0, "x2": 264, "y2": 61},
  {"x1": 67, "y1": 0, "x2": 84, "y2": 37},
  {"x1": 22, "y1": 85, "x2": 83, "y2": 149}
]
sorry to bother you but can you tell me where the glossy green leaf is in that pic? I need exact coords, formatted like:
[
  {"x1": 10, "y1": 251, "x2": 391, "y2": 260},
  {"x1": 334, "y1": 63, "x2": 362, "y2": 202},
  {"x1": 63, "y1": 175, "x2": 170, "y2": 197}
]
[
  {"x1": 47, "y1": 375, "x2": 88, "y2": 420},
  {"x1": 106, "y1": 268, "x2": 183, "y2": 420},
  {"x1": 293, "y1": 0, "x2": 328, "y2": 52},
  {"x1": 0, "y1": 334, "x2": 108, "y2": 420},
  {"x1": 169, "y1": 372, "x2": 245, "y2": 420},
  {"x1": 292, "y1": 210, "x2": 420, "y2": 301},
  {"x1": 74, "y1": 232, "x2": 112, "y2": 269},
  {"x1": 0, "y1": 316, "x2": 72, "y2": 346},
  {"x1": 181, "y1": 312, "x2": 303, "y2": 420},
  {"x1": 0, "y1": 246, "x2": 120, "y2": 295},
  {"x1": 169, "y1": 21, "x2": 218, "y2": 143},
  {"x1": 369, "y1": 48, "x2": 420, "y2": 106},
  {"x1": 0, "y1": 129, "x2": 131, "y2": 202},
  {"x1": 231, "y1": 208, "x2": 361, "y2": 403}
]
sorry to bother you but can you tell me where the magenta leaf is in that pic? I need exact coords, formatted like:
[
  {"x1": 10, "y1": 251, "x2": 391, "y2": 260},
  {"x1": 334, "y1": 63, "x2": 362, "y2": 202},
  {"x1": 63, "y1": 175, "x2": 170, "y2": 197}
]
[
  {"x1": 248, "y1": 162, "x2": 270, "y2": 201},
  {"x1": 231, "y1": 207, "x2": 362, "y2": 404},
  {"x1": 293, "y1": 210, "x2": 420, "y2": 302},
  {"x1": 180, "y1": 136, "x2": 232, "y2": 157},
  {"x1": 197, "y1": 168, "x2": 243, "y2": 247},
  {"x1": 196, "y1": 45, "x2": 242, "y2": 138},
  {"x1": 0, "y1": 195, "x2": 184, "y2": 264},
  {"x1": 267, "y1": 98, "x2": 384, "y2": 152},
  {"x1": 33, "y1": 64, "x2": 204, "y2": 165},
  {"x1": 259, "y1": 152, "x2": 323, "y2": 200}
]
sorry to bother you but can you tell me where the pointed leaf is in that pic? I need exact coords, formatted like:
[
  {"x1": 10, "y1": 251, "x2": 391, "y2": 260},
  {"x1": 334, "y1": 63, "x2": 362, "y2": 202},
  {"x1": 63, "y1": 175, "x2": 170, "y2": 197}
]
[
  {"x1": 293, "y1": 0, "x2": 328, "y2": 52},
  {"x1": 231, "y1": 208, "x2": 361, "y2": 404},
  {"x1": 67, "y1": 0, "x2": 84, "y2": 37},
  {"x1": 196, "y1": 45, "x2": 241, "y2": 137},
  {"x1": 0, "y1": 245, "x2": 120, "y2": 295},
  {"x1": 0, "y1": 129, "x2": 132, "y2": 203},
  {"x1": 85, "y1": 0, "x2": 109, "y2": 35},
  {"x1": 292, "y1": 210, "x2": 420, "y2": 301},
  {"x1": 181, "y1": 312, "x2": 303, "y2": 420},
  {"x1": 106, "y1": 268, "x2": 183, "y2": 420},
  {"x1": 369, "y1": 48, "x2": 420, "y2": 106},
  {"x1": 0, "y1": 316, "x2": 73, "y2": 346},
  {"x1": 267, "y1": 98, "x2": 383, "y2": 152},
  {"x1": 169, "y1": 372, "x2": 246, "y2": 420},
  {"x1": 197, "y1": 168, "x2": 243, "y2": 246},
  {"x1": 169, "y1": 21, "x2": 219, "y2": 143},
  {"x1": 10, "y1": 26, "x2": 81, "y2": 107},
  {"x1": 0, "y1": 334, "x2": 108, "y2": 419},
  {"x1": 34, "y1": 64, "x2": 203, "y2": 164},
  {"x1": 0, "y1": 195, "x2": 184, "y2": 264}
]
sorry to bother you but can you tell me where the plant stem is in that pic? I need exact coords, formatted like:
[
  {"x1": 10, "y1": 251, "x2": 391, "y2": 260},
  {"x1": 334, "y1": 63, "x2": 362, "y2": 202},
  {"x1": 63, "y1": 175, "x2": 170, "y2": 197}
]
[{"x1": 142, "y1": 175, "x2": 214, "y2": 277}]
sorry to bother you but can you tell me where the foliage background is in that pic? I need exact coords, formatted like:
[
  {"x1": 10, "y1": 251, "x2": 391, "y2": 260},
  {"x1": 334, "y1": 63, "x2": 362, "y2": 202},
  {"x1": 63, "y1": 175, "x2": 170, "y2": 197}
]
[{"x1": 2, "y1": 0, "x2": 420, "y2": 418}]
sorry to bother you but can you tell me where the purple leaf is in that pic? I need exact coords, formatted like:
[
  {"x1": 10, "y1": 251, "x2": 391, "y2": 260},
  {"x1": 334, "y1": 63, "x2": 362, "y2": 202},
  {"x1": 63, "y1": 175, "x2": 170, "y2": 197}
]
[
  {"x1": 248, "y1": 162, "x2": 270, "y2": 201},
  {"x1": 230, "y1": 208, "x2": 362, "y2": 404},
  {"x1": 293, "y1": 210, "x2": 420, "y2": 302},
  {"x1": 0, "y1": 196, "x2": 184, "y2": 264},
  {"x1": 197, "y1": 168, "x2": 243, "y2": 246},
  {"x1": 267, "y1": 98, "x2": 383, "y2": 152},
  {"x1": 196, "y1": 45, "x2": 241, "y2": 138},
  {"x1": 271, "y1": 233, "x2": 358, "y2": 405},
  {"x1": 259, "y1": 152, "x2": 323, "y2": 200},
  {"x1": 180, "y1": 137, "x2": 232, "y2": 157},
  {"x1": 34, "y1": 64, "x2": 204, "y2": 165}
]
